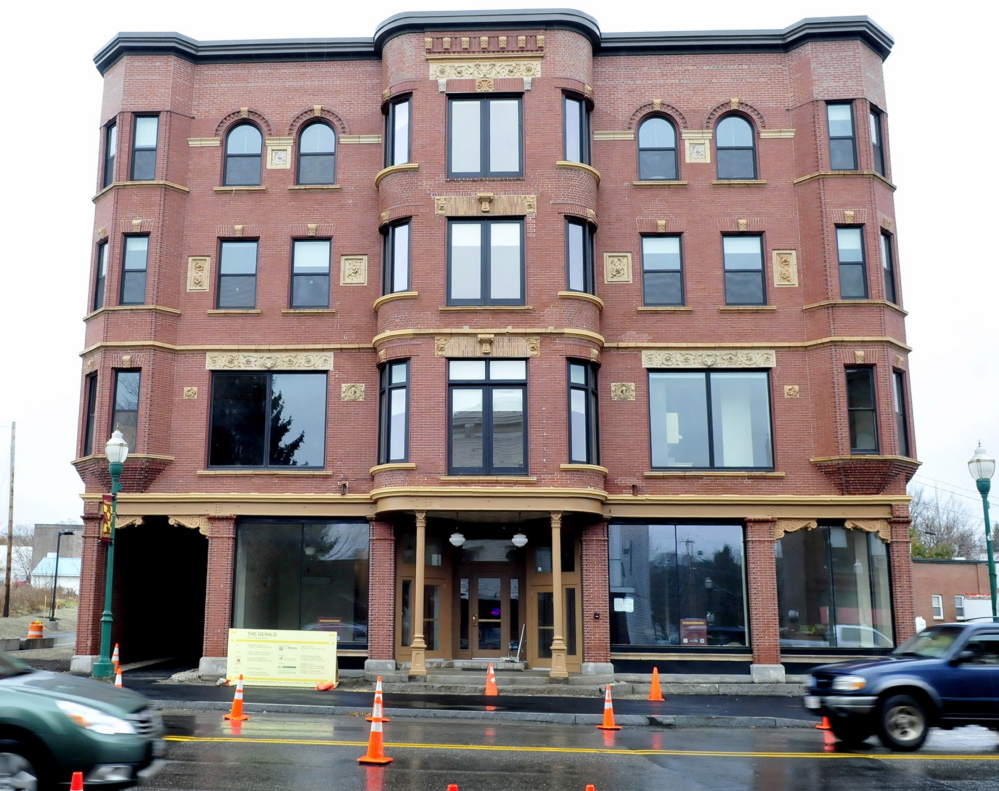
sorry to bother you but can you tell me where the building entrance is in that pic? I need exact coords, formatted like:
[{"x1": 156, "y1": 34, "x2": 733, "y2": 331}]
[{"x1": 456, "y1": 569, "x2": 523, "y2": 659}]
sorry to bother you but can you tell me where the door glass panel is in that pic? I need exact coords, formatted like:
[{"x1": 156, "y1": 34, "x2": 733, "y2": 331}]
[
  {"x1": 477, "y1": 577, "x2": 502, "y2": 650},
  {"x1": 565, "y1": 587, "x2": 577, "y2": 655},
  {"x1": 459, "y1": 578, "x2": 469, "y2": 651},
  {"x1": 537, "y1": 591, "x2": 554, "y2": 659},
  {"x1": 401, "y1": 580, "x2": 412, "y2": 647},
  {"x1": 510, "y1": 579, "x2": 520, "y2": 655},
  {"x1": 424, "y1": 585, "x2": 439, "y2": 651}
]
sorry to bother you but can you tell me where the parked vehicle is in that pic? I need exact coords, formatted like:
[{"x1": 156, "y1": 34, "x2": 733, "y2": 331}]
[
  {"x1": 804, "y1": 622, "x2": 999, "y2": 750},
  {"x1": 0, "y1": 651, "x2": 164, "y2": 789}
]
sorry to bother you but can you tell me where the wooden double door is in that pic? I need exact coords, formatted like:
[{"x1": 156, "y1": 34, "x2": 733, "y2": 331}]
[{"x1": 455, "y1": 564, "x2": 523, "y2": 659}]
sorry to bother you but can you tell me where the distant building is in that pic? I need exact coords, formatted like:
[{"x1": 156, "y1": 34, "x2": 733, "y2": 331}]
[
  {"x1": 31, "y1": 525, "x2": 83, "y2": 571},
  {"x1": 31, "y1": 554, "x2": 82, "y2": 594},
  {"x1": 911, "y1": 558, "x2": 992, "y2": 624}
]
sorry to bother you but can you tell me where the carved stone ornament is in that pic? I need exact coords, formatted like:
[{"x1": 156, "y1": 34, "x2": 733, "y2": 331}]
[
  {"x1": 525, "y1": 336, "x2": 541, "y2": 356},
  {"x1": 168, "y1": 516, "x2": 210, "y2": 537},
  {"x1": 120, "y1": 355, "x2": 132, "y2": 368},
  {"x1": 642, "y1": 349, "x2": 776, "y2": 369},
  {"x1": 462, "y1": 37, "x2": 470, "y2": 50},
  {"x1": 428, "y1": 61, "x2": 542, "y2": 80},
  {"x1": 477, "y1": 334, "x2": 495, "y2": 355},
  {"x1": 435, "y1": 197, "x2": 448, "y2": 215},
  {"x1": 435, "y1": 335, "x2": 540, "y2": 358},
  {"x1": 784, "y1": 385, "x2": 800, "y2": 398},
  {"x1": 307, "y1": 224, "x2": 318, "y2": 237},
  {"x1": 206, "y1": 352, "x2": 333, "y2": 370},
  {"x1": 187, "y1": 256, "x2": 210, "y2": 291},
  {"x1": 550, "y1": 511, "x2": 563, "y2": 529},
  {"x1": 476, "y1": 79, "x2": 494, "y2": 92},
  {"x1": 611, "y1": 383, "x2": 636, "y2": 401},
  {"x1": 234, "y1": 225, "x2": 244, "y2": 237},
  {"x1": 773, "y1": 250, "x2": 798, "y2": 287},
  {"x1": 116, "y1": 516, "x2": 144, "y2": 529},
  {"x1": 773, "y1": 519, "x2": 817, "y2": 540},
  {"x1": 268, "y1": 147, "x2": 290, "y2": 169},
  {"x1": 604, "y1": 253, "x2": 633, "y2": 283},
  {"x1": 896, "y1": 355, "x2": 906, "y2": 369},
  {"x1": 341, "y1": 384, "x2": 365, "y2": 401},
  {"x1": 845, "y1": 519, "x2": 892, "y2": 543},
  {"x1": 435, "y1": 336, "x2": 450, "y2": 356},
  {"x1": 657, "y1": 220, "x2": 667, "y2": 233},
  {"x1": 340, "y1": 255, "x2": 368, "y2": 286},
  {"x1": 737, "y1": 218, "x2": 748, "y2": 232},
  {"x1": 844, "y1": 210, "x2": 855, "y2": 224},
  {"x1": 183, "y1": 387, "x2": 198, "y2": 399},
  {"x1": 854, "y1": 350, "x2": 866, "y2": 364}
]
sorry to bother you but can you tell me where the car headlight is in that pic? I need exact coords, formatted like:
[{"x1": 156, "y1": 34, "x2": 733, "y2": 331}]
[
  {"x1": 831, "y1": 675, "x2": 867, "y2": 692},
  {"x1": 805, "y1": 675, "x2": 816, "y2": 688},
  {"x1": 56, "y1": 700, "x2": 137, "y2": 735}
]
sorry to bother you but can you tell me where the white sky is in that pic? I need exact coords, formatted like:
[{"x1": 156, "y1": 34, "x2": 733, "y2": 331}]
[{"x1": 0, "y1": 1, "x2": 995, "y2": 529}]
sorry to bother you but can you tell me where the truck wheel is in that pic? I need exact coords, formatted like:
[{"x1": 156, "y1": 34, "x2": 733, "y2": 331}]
[
  {"x1": 877, "y1": 694, "x2": 928, "y2": 751},
  {"x1": 829, "y1": 717, "x2": 872, "y2": 745},
  {"x1": 0, "y1": 743, "x2": 43, "y2": 791}
]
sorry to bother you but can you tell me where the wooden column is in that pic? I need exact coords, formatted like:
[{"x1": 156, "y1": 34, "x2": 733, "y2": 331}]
[
  {"x1": 549, "y1": 511, "x2": 568, "y2": 678},
  {"x1": 409, "y1": 511, "x2": 428, "y2": 676}
]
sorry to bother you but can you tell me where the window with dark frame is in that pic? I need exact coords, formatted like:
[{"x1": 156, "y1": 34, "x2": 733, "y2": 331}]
[
  {"x1": 837, "y1": 227, "x2": 868, "y2": 299},
  {"x1": 130, "y1": 116, "x2": 159, "y2": 181},
  {"x1": 385, "y1": 96, "x2": 411, "y2": 167},
  {"x1": 563, "y1": 94, "x2": 590, "y2": 165},
  {"x1": 290, "y1": 239, "x2": 331, "y2": 309},
  {"x1": 297, "y1": 122, "x2": 336, "y2": 185},
  {"x1": 827, "y1": 103, "x2": 857, "y2": 170},
  {"x1": 209, "y1": 371, "x2": 327, "y2": 468},
  {"x1": 649, "y1": 370, "x2": 774, "y2": 469},
  {"x1": 378, "y1": 360, "x2": 409, "y2": 464},
  {"x1": 723, "y1": 235, "x2": 765, "y2": 305},
  {"x1": 103, "y1": 122, "x2": 117, "y2": 188},
  {"x1": 119, "y1": 236, "x2": 148, "y2": 306},
  {"x1": 637, "y1": 116, "x2": 678, "y2": 181},
  {"x1": 846, "y1": 367, "x2": 878, "y2": 454},
  {"x1": 449, "y1": 359, "x2": 527, "y2": 475},
  {"x1": 715, "y1": 116, "x2": 756, "y2": 180},
  {"x1": 566, "y1": 219, "x2": 594, "y2": 294},
  {"x1": 218, "y1": 240, "x2": 258, "y2": 309},
  {"x1": 383, "y1": 221, "x2": 411, "y2": 295},
  {"x1": 642, "y1": 235, "x2": 684, "y2": 306},
  {"x1": 111, "y1": 370, "x2": 140, "y2": 452},
  {"x1": 448, "y1": 96, "x2": 522, "y2": 178},
  {"x1": 93, "y1": 241, "x2": 108, "y2": 311},
  {"x1": 83, "y1": 374, "x2": 98, "y2": 457},
  {"x1": 224, "y1": 123, "x2": 262, "y2": 186},
  {"x1": 893, "y1": 370, "x2": 910, "y2": 457},
  {"x1": 881, "y1": 231, "x2": 897, "y2": 304},
  {"x1": 870, "y1": 110, "x2": 885, "y2": 176},
  {"x1": 568, "y1": 361, "x2": 599, "y2": 465},
  {"x1": 448, "y1": 219, "x2": 524, "y2": 305}
]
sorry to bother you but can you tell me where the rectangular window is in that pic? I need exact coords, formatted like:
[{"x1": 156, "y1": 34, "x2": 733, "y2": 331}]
[
  {"x1": 448, "y1": 220, "x2": 524, "y2": 305},
  {"x1": 449, "y1": 359, "x2": 527, "y2": 474},
  {"x1": 827, "y1": 103, "x2": 857, "y2": 170},
  {"x1": 131, "y1": 116, "x2": 159, "y2": 181},
  {"x1": 449, "y1": 96, "x2": 522, "y2": 178},
  {"x1": 111, "y1": 370, "x2": 140, "y2": 452},
  {"x1": 642, "y1": 236, "x2": 683, "y2": 306},
  {"x1": 83, "y1": 374, "x2": 98, "y2": 457},
  {"x1": 649, "y1": 370, "x2": 773, "y2": 469},
  {"x1": 723, "y1": 236, "x2": 765, "y2": 305},
  {"x1": 290, "y1": 239, "x2": 331, "y2": 309},
  {"x1": 893, "y1": 370, "x2": 910, "y2": 458},
  {"x1": 870, "y1": 110, "x2": 885, "y2": 176},
  {"x1": 837, "y1": 227, "x2": 868, "y2": 299},
  {"x1": 120, "y1": 236, "x2": 148, "y2": 306},
  {"x1": 378, "y1": 361, "x2": 409, "y2": 464},
  {"x1": 383, "y1": 221, "x2": 410, "y2": 295},
  {"x1": 103, "y1": 122, "x2": 116, "y2": 188},
  {"x1": 932, "y1": 594, "x2": 943, "y2": 620},
  {"x1": 846, "y1": 367, "x2": 878, "y2": 454},
  {"x1": 566, "y1": 219, "x2": 594, "y2": 294},
  {"x1": 955, "y1": 595, "x2": 965, "y2": 620},
  {"x1": 568, "y1": 361, "x2": 599, "y2": 464},
  {"x1": 218, "y1": 240, "x2": 258, "y2": 309},
  {"x1": 209, "y1": 371, "x2": 326, "y2": 467},
  {"x1": 93, "y1": 241, "x2": 108, "y2": 311},
  {"x1": 385, "y1": 96, "x2": 411, "y2": 167},
  {"x1": 881, "y1": 232, "x2": 897, "y2": 304},
  {"x1": 563, "y1": 94, "x2": 590, "y2": 164}
]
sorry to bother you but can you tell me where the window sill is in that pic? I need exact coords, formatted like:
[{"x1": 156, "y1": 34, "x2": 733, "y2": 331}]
[
  {"x1": 637, "y1": 306, "x2": 692, "y2": 313},
  {"x1": 93, "y1": 180, "x2": 190, "y2": 200},
  {"x1": 632, "y1": 180, "x2": 688, "y2": 188},
  {"x1": 197, "y1": 469, "x2": 333, "y2": 476},
  {"x1": 560, "y1": 463, "x2": 608, "y2": 475},
  {"x1": 281, "y1": 308, "x2": 337, "y2": 315},
  {"x1": 802, "y1": 299, "x2": 907, "y2": 316},
  {"x1": 711, "y1": 179, "x2": 767, "y2": 187},
  {"x1": 288, "y1": 184, "x2": 341, "y2": 191},
  {"x1": 644, "y1": 470, "x2": 785, "y2": 478},
  {"x1": 440, "y1": 305, "x2": 532, "y2": 312},
  {"x1": 84, "y1": 305, "x2": 182, "y2": 320},
  {"x1": 213, "y1": 186, "x2": 266, "y2": 193},
  {"x1": 207, "y1": 309, "x2": 262, "y2": 315},
  {"x1": 555, "y1": 160, "x2": 601, "y2": 185},
  {"x1": 374, "y1": 162, "x2": 419, "y2": 187},
  {"x1": 374, "y1": 291, "x2": 419, "y2": 312},
  {"x1": 370, "y1": 462, "x2": 417, "y2": 475},
  {"x1": 438, "y1": 475, "x2": 537, "y2": 483},
  {"x1": 793, "y1": 170, "x2": 896, "y2": 191},
  {"x1": 719, "y1": 306, "x2": 776, "y2": 312},
  {"x1": 557, "y1": 291, "x2": 603, "y2": 310}
]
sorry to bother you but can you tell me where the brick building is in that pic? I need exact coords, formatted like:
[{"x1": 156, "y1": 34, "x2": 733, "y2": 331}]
[{"x1": 72, "y1": 10, "x2": 916, "y2": 682}]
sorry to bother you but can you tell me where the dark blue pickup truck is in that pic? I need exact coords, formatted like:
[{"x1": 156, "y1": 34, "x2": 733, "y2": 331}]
[{"x1": 804, "y1": 621, "x2": 999, "y2": 750}]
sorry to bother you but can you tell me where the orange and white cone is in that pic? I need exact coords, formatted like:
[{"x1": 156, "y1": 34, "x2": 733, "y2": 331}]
[
  {"x1": 70, "y1": 772, "x2": 84, "y2": 791},
  {"x1": 596, "y1": 685, "x2": 622, "y2": 730},
  {"x1": 485, "y1": 662, "x2": 499, "y2": 696},
  {"x1": 114, "y1": 667, "x2": 123, "y2": 688},
  {"x1": 111, "y1": 643, "x2": 120, "y2": 672},
  {"x1": 366, "y1": 676, "x2": 390, "y2": 722},
  {"x1": 585, "y1": 786, "x2": 596, "y2": 791},
  {"x1": 357, "y1": 718, "x2": 393, "y2": 764},
  {"x1": 816, "y1": 715, "x2": 831, "y2": 731},
  {"x1": 224, "y1": 674, "x2": 250, "y2": 721},
  {"x1": 648, "y1": 667, "x2": 665, "y2": 702},
  {"x1": 447, "y1": 785, "x2": 459, "y2": 791}
]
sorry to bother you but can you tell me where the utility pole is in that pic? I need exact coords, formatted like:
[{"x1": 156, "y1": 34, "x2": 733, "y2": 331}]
[{"x1": 3, "y1": 422, "x2": 14, "y2": 618}]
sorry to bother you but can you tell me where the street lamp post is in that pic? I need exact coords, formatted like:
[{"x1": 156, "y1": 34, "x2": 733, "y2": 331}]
[
  {"x1": 48, "y1": 530, "x2": 75, "y2": 621},
  {"x1": 968, "y1": 443, "x2": 997, "y2": 623},
  {"x1": 92, "y1": 430, "x2": 128, "y2": 678}
]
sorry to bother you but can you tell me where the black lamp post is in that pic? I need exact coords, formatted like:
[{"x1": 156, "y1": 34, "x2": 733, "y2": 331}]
[{"x1": 48, "y1": 530, "x2": 75, "y2": 621}]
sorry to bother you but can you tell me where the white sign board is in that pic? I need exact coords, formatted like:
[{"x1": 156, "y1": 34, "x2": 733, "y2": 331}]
[{"x1": 226, "y1": 629, "x2": 337, "y2": 688}]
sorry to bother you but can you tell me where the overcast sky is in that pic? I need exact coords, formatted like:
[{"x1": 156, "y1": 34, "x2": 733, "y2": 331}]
[{"x1": 0, "y1": 1, "x2": 994, "y2": 530}]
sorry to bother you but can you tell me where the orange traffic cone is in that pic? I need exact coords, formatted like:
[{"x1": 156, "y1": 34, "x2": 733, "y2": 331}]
[
  {"x1": 357, "y1": 718, "x2": 393, "y2": 764},
  {"x1": 70, "y1": 772, "x2": 84, "y2": 791},
  {"x1": 114, "y1": 667, "x2": 123, "y2": 688},
  {"x1": 27, "y1": 620, "x2": 43, "y2": 639},
  {"x1": 648, "y1": 667, "x2": 665, "y2": 702},
  {"x1": 485, "y1": 663, "x2": 499, "y2": 696},
  {"x1": 111, "y1": 644, "x2": 120, "y2": 671},
  {"x1": 447, "y1": 786, "x2": 459, "y2": 791},
  {"x1": 315, "y1": 681, "x2": 334, "y2": 691},
  {"x1": 585, "y1": 786, "x2": 596, "y2": 791},
  {"x1": 366, "y1": 676, "x2": 390, "y2": 722},
  {"x1": 596, "y1": 685, "x2": 622, "y2": 730},
  {"x1": 816, "y1": 716, "x2": 831, "y2": 730},
  {"x1": 224, "y1": 674, "x2": 250, "y2": 721}
]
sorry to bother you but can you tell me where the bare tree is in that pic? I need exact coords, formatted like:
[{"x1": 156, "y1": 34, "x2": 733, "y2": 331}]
[{"x1": 908, "y1": 485, "x2": 985, "y2": 559}]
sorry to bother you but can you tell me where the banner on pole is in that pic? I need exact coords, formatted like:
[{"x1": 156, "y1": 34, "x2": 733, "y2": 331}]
[{"x1": 99, "y1": 495, "x2": 113, "y2": 543}]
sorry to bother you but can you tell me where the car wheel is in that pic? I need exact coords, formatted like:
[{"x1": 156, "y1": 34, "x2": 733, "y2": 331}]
[
  {"x1": 877, "y1": 694, "x2": 928, "y2": 751},
  {"x1": 829, "y1": 717, "x2": 872, "y2": 745},
  {"x1": 0, "y1": 744, "x2": 42, "y2": 791}
]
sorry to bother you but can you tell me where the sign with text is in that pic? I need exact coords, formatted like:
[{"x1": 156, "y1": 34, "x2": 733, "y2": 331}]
[
  {"x1": 226, "y1": 629, "x2": 337, "y2": 688},
  {"x1": 99, "y1": 495, "x2": 113, "y2": 543}
]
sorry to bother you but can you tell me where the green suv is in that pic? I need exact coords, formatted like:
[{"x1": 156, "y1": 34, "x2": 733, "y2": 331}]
[{"x1": 0, "y1": 652, "x2": 164, "y2": 789}]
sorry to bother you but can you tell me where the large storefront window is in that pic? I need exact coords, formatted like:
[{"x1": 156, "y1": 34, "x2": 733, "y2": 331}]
[
  {"x1": 608, "y1": 523, "x2": 747, "y2": 647},
  {"x1": 776, "y1": 524, "x2": 893, "y2": 650},
  {"x1": 232, "y1": 520, "x2": 369, "y2": 644}
]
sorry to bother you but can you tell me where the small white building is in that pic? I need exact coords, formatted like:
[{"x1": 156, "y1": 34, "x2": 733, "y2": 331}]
[{"x1": 31, "y1": 554, "x2": 81, "y2": 593}]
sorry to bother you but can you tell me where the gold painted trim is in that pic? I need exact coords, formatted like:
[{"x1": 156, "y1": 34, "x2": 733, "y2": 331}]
[
  {"x1": 556, "y1": 291, "x2": 604, "y2": 310},
  {"x1": 437, "y1": 476, "x2": 538, "y2": 483},
  {"x1": 206, "y1": 351, "x2": 333, "y2": 371},
  {"x1": 370, "y1": 463, "x2": 417, "y2": 475},
  {"x1": 374, "y1": 292, "x2": 419, "y2": 312},
  {"x1": 604, "y1": 494, "x2": 906, "y2": 505},
  {"x1": 374, "y1": 162, "x2": 420, "y2": 187},
  {"x1": 644, "y1": 471, "x2": 785, "y2": 478},
  {"x1": 803, "y1": 299, "x2": 908, "y2": 316},
  {"x1": 340, "y1": 135, "x2": 381, "y2": 145},
  {"x1": 794, "y1": 170, "x2": 896, "y2": 191},
  {"x1": 718, "y1": 306, "x2": 777, "y2": 312},
  {"x1": 212, "y1": 186, "x2": 266, "y2": 193},
  {"x1": 773, "y1": 519, "x2": 819, "y2": 540},
  {"x1": 207, "y1": 309, "x2": 262, "y2": 315},
  {"x1": 554, "y1": 160, "x2": 601, "y2": 185},
  {"x1": 610, "y1": 652, "x2": 751, "y2": 662},
  {"x1": 603, "y1": 336, "x2": 911, "y2": 353},
  {"x1": 759, "y1": 129, "x2": 796, "y2": 138},
  {"x1": 80, "y1": 341, "x2": 372, "y2": 357},
  {"x1": 197, "y1": 470, "x2": 334, "y2": 476},
  {"x1": 372, "y1": 327, "x2": 604, "y2": 349},
  {"x1": 810, "y1": 454, "x2": 920, "y2": 465},
  {"x1": 427, "y1": 59, "x2": 542, "y2": 80},
  {"x1": 280, "y1": 309, "x2": 337, "y2": 315},
  {"x1": 632, "y1": 181, "x2": 689, "y2": 188},
  {"x1": 93, "y1": 180, "x2": 190, "y2": 201},
  {"x1": 642, "y1": 349, "x2": 775, "y2": 369},
  {"x1": 83, "y1": 305, "x2": 182, "y2": 320},
  {"x1": 72, "y1": 453, "x2": 175, "y2": 465},
  {"x1": 188, "y1": 137, "x2": 221, "y2": 147},
  {"x1": 287, "y1": 185, "x2": 341, "y2": 192},
  {"x1": 637, "y1": 307, "x2": 693, "y2": 313},
  {"x1": 559, "y1": 464, "x2": 609, "y2": 475},
  {"x1": 594, "y1": 131, "x2": 634, "y2": 141},
  {"x1": 439, "y1": 305, "x2": 534, "y2": 312},
  {"x1": 711, "y1": 180, "x2": 767, "y2": 187}
]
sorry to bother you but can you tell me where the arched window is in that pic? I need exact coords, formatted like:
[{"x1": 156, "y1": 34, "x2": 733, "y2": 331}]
[
  {"x1": 637, "y1": 116, "x2": 678, "y2": 181},
  {"x1": 224, "y1": 123, "x2": 262, "y2": 186},
  {"x1": 298, "y1": 122, "x2": 336, "y2": 185},
  {"x1": 716, "y1": 116, "x2": 756, "y2": 180}
]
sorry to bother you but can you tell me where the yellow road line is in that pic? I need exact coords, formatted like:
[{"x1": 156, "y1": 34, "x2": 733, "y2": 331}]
[{"x1": 164, "y1": 735, "x2": 999, "y2": 760}]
